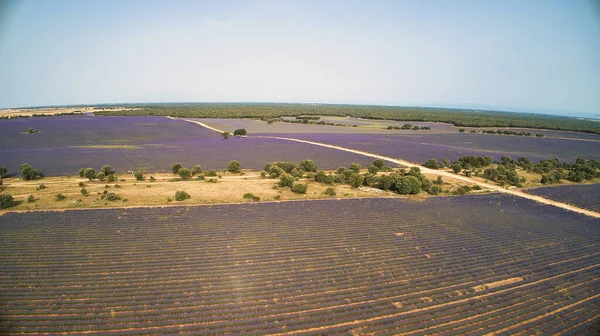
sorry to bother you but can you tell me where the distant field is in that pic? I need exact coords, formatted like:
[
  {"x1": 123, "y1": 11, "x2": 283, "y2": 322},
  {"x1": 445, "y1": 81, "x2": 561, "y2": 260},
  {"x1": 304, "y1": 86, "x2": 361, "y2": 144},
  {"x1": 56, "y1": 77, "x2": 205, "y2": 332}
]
[
  {"x1": 93, "y1": 103, "x2": 600, "y2": 134},
  {"x1": 285, "y1": 132, "x2": 600, "y2": 163},
  {"x1": 0, "y1": 116, "x2": 374, "y2": 176},
  {"x1": 525, "y1": 184, "x2": 600, "y2": 212},
  {"x1": 1, "y1": 195, "x2": 598, "y2": 334}
]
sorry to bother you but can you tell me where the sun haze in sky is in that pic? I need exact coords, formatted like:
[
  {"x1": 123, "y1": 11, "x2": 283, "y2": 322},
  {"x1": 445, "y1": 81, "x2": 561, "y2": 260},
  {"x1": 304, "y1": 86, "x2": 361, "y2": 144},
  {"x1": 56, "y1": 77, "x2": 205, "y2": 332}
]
[{"x1": 0, "y1": 0, "x2": 599, "y2": 117}]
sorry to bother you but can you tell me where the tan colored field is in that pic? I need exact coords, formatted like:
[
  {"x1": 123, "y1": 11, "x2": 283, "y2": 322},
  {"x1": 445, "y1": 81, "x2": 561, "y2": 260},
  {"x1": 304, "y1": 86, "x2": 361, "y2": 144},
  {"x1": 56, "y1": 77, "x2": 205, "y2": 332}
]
[
  {"x1": 0, "y1": 107, "x2": 140, "y2": 117},
  {"x1": 1, "y1": 171, "x2": 410, "y2": 213}
]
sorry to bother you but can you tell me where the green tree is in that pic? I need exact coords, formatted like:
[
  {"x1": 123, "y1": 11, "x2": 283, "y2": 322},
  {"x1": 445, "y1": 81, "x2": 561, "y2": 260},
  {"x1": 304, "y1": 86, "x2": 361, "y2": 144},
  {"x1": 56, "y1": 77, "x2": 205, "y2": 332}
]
[
  {"x1": 279, "y1": 173, "x2": 294, "y2": 187},
  {"x1": 451, "y1": 164, "x2": 462, "y2": 174},
  {"x1": 107, "y1": 174, "x2": 116, "y2": 183},
  {"x1": 171, "y1": 163, "x2": 182, "y2": 174},
  {"x1": 0, "y1": 194, "x2": 13, "y2": 209},
  {"x1": 192, "y1": 165, "x2": 203, "y2": 175},
  {"x1": 349, "y1": 163, "x2": 361, "y2": 173},
  {"x1": 429, "y1": 185, "x2": 442, "y2": 195},
  {"x1": 373, "y1": 159, "x2": 385, "y2": 169},
  {"x1": 315, "y1": 170, "x2": 328, "y2": 184},
  {"x1": 0, "y1": 166, "x2": 6, "y2": 178},
  {"x1": 233, "y1": 129, "x2": 247, "y2": 136},
  {"x1": 299, "y1": 159, "x2": 317, "y2": 172},
  {"x1": 20, "y1": 163, "x2": 39, "y2": 180},
  {"x1": 100, "y1": 165, "x2": 112, "y2": 175},
  {"x1": 83, "y1": 168, "x2": 96, "y2": 180},
  {"x1": 96, "y1": 172, "x2": 105, "y2": 181},
  {"x1": 368, "y1": 165, "x2": 379, "y2": 174},
  {"x1": 379, "y1": 175, "x2": 393, "y2": 190},
  {"x1": 134, "y1": 170, "x2": 145, "y2": 181},
  {"x1": 291, "y1": 183, "x2": 308, "y2": 194},
  {"x1": 349, "y1": 173, "x2": 364, "y2": 188},
  {"x1": 424, "y1": 159, "x2": 439, "y2": 169},
  {"x1": 178, "y1": 168, "x2": 192, "y2": 179},
  {"x1": 78, "y1": 168, "x2": 85, "y2": 177},
  {"x1": 221, "y1": 131, "x2": 230, "y2": 139},
  {"x1": 227, "y1": 160, "x2": 240, "y2": 173},
  {"x1": 397, "y1": 176, "x2": 421, "y2": 194}
]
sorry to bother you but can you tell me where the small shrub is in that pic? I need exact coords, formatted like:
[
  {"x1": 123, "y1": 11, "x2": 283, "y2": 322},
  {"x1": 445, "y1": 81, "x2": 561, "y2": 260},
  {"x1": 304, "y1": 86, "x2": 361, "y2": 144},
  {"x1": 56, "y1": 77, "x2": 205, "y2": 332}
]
[
  {"x1": 149, "y1": 176, "x2": 156, "y2": 182},
  {"x1": 20, "y1": 163, "x2": 39, "y2": 180},
  {"x1": 105, "y1": 192, "x2": 120, "y2": 201},
  {"x1": 192, "y1": 165, "x2": 203, "y2": 175},
  {"x1": 472, "y1": 185, "x2": 482, "y2": 190},
  {"x1": 0, "y1": 166, "x2": 6, "y2": 178},
  {"x1": 324, "y1": 187, "x2": 336, "y2": 196},
  {"x1": 175, "y1": 190, "x2": 191, "y2": 201},
  {"x1": 83, "y1": 168, "x2": 96, "y2": 180},
  {"x1": 27, "y1": 195, "x2": 35, "y2": 203},
  {"x1": 204, "y1": 170, "x2": 217, "y2": 177},
  {"x1": 122, "y1": 199, "x2": 128, "y2": 202},
  {"x1": 80, "y1": 188, "x2": 88, "y2": 196},
  {"x1": 260, "y1": 171, "x2": 267, "y2": 178},
  {"x1": 100, "y1": 165, "x2": 112, "y2": 175},
  {"x1": 306, "y1": 172, "x2": 316, "y2": 178},
  {"x1": 207, "y1": 178, "x2": 217, "y2": 183},
  {"x1": 291, "y1": 183, "x2": 308, "y2": 194},
  {"x1": 114, "y1": 184, "x2": 120, "y2": 188},
  {"x1": 78, "y1": 168, "x2": 85, "y2": 177},
  {"x1": 134, "y1": 170, "x2": 144, "y2": 181},
  {"x1": 428, "y1": 185, "x2": 442, "y2": 195},
  {"x1": 167, "y1": 197, "x2": 172, "y2": 202},
  {"x1": 78, "y1": 182, "x2": 85, "y2": 187},
  {"x1": 105, "y1": 184, "x2": 110, "y2": 189},
  {"x1": 56, "y1": 193, "x2": 66, "y2": 201},
  {"x1": 37, "y1": 183, "x2": 46, "y2": 190},
  {"x1": 368, "y1": 165, "x2": 379, "y2": 174},
  {"x1": 274, "y1": 195, "x2": 281, "y2": 200},
  {"x1": 349, "y1": 163, "x2": 361, "y2": 173},
  {"x1": 196, "y1": 175, "x2": 205, "y2": 180},
  {"x1": 96, "y1": 172, "x2": 106, "y2": 181},
  {"x1": 0, "y1": 194, "x2": 14, "y2": 209},
  {"x1": 107, "y1": 174, "x2": 116, "y2": 183},
  {"x1": 243, "y1": 193, "x2": 255, "y2": 199},
  {"x1": 279, "y1": 173, "x2": 294, "y2": 187}
]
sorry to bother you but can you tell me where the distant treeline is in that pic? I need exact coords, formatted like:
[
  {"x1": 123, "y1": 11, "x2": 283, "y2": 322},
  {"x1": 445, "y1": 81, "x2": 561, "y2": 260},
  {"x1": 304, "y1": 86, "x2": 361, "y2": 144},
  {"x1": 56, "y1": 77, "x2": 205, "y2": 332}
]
[
  {"x1": 0, "y1": 112, "x2": 83, "y2": 120},
  {"x1": 93, "y1": 103, "x2": 600, "y2": 134}
]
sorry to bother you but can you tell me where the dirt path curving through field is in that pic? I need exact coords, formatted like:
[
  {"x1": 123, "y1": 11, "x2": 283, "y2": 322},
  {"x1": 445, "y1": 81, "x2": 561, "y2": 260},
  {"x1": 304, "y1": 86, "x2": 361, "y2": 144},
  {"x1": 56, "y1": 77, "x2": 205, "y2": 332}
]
[{"x1": 177, "y1": 117, "x2": 600, "y2": 219}]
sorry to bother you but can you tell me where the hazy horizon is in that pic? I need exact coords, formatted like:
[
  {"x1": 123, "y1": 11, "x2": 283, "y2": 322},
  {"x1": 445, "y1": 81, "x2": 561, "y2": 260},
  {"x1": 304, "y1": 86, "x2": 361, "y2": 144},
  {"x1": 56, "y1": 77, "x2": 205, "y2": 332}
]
[{"x1": 1, "y1": 0, "x2": 599, "y2": 117}]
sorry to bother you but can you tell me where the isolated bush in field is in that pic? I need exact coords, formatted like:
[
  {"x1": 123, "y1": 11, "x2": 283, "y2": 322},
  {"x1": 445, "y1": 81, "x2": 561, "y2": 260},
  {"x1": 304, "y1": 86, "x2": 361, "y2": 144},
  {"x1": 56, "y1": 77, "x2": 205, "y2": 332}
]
[
  {"x1": 20, "y1": 163, "x2": 39, "y2": 180},
  {"x1": 227, "y1": 160, "x2": 240, "y2": 173},
  {"x1": 349, "y1": 173, "x2": 364, "y2": 188},
  {"x1": 324, "y1": 187, "x2": 336, "y2": 196},
  {"x1": 105, "y1": 192, "x2": 120, "y2": 201},
  {"x1": 204, "y1": 170, "x2": 217, "y2": 177},
  {"x1": 27, "y1": 128, "x2": 37, "y2": 134},
  {"x1": 134, "y1": 170, "x2": 144, "y2": 181},
  {"x1": 96, "y1": 172, "x2": 105, "y2": 181},
  {"x1": 171, "y1": 163, "x2": 182, "y2": 174},
  {"x1": 206, "y1": 178, "x2": 217, "y2": 183},
  {"x1": 425, "y1": 159, "x2": 439, "y2": 169},
  {"x1": 27, "y1": 195, "x2": 35, "y2": 203},
  {"x1": 80, "y1": 188, "x2": 88, "y2": 196},
  {"x1": 83, "y1": 168, "x2": 96, "y2": 180},
  {"x1": 192, "y1": 165, "x2": 203, "y2": 175},
  {"x1": 221, "y1": 131, "x2": 230, "y2": 139},
  {"x1": 279, "y1": 173, "x2": 294, "y2": 187},
  {"x1": 78, "y1": 168, "x2": 85, "y2": 177},
  {"x1": 373, "y1": 159, "x2": 385, "y2": 169},
  {"x1": 175, "y1": 190, "x2": 191, "y2": 201},
  {"x1": 291, "y1": 183, "x2": 308, "y2": 194},
  {"x1": 435, "y1": 176, "x2": 444, "y2": 185},
  {"x1": 36, "y1": 183, "x2": 46, "y2": 190},
  {"x1": 243, "y1": 193, "x2": 260, "y2": 201},
  {"x1": 429, "y1": 185, "x2": 442, "y2": 195},
  {"x1": 149, "y1": 176, "x2": 156, "y2": 182},
  {"x1": 233, "y1": 129, "x2": 247, "y2": 136},
  {"x1": 451, "y1": 164, "x2": 462, "y2": 174},
  {"x1": 107, "y1": 174, "x2": 116, "y2": 183},
  {"x1": 100, "y1": 165, "x2": 112, "y2": 175},
  {"x1": 368, "y1": 165, "x2": 379, "y2": 174},
  {"x1": 456, "y1": 185, "x2": 472, "y2": 195},
  {"x1": 260, "y1": 171, "x2": 267, "y2": 178},
  {"x1": 349, "y1": 163, "x2": 361, "y2": 173},
  {"x1": 78, "y1": 182, "x2": 85, "y2": 187},
  {"x1": 0, "y1": 194, "x2": 14, "y2": 209},
  {"x1": 55, "y1": 193, "x2": 66, "y2": 201},
  {"x1": 177, "y1": 168, "x2": 191, "y2": 179},
  {"x1": 299, "y1": 159, "x2": 317, "y2": 172},
  {"x1": 0, "y1": 166, "x2": 6, "y2": 178}
]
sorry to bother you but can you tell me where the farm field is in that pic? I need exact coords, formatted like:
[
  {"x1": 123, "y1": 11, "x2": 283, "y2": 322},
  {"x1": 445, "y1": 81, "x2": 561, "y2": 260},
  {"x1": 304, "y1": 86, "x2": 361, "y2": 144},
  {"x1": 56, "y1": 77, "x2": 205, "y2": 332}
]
[
  {"x1": 0, "y1": 195, "x2": 599, "y2": 334},
  {"x1": 525, "y1": 184, "x2": 600, "y2": 213},
  {"x1": 284, "y1": 132, "x2": 600, "y2": 163},
  {"x1": 0, "y1": 116, "x2": 374, "y2": 176}
]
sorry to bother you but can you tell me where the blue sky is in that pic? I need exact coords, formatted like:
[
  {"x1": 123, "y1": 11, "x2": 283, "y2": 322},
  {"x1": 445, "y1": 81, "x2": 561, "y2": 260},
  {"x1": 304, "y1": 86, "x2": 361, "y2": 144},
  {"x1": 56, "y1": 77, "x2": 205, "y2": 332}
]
[{"x1": 0, "y1": 0, "x2": 599, "y2": 117}]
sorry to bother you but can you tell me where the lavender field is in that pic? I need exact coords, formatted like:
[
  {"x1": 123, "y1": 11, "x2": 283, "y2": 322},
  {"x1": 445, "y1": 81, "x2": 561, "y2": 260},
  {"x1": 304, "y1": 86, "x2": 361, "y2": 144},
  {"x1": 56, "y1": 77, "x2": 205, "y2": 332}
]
[
  {"x1": 525, "y1": 184, "x2": 600, "y2": 212},
  {"x1": 285, "y1": 132, "x2": 600, "y2": 163},
  {"x1": 0, "y1": 116, "x2": 373, "y2": 175},
  {"x1": 1, "y1": 195, "x2": 598, "y2": 334}
]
